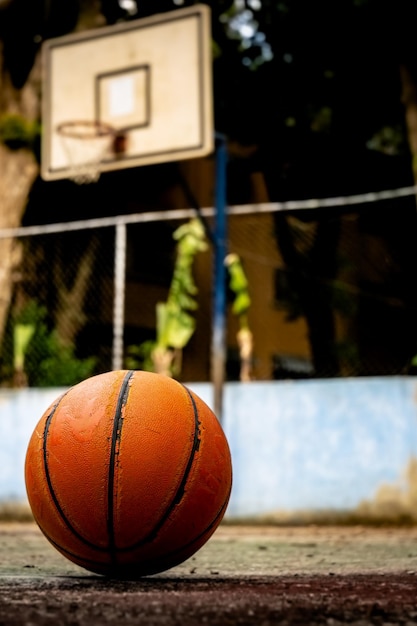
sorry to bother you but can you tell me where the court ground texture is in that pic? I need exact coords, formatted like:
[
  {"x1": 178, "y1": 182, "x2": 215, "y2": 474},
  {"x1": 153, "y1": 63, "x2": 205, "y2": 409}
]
[{"x1": 2, "y1": 522, "x2": 417, "y2": 625}]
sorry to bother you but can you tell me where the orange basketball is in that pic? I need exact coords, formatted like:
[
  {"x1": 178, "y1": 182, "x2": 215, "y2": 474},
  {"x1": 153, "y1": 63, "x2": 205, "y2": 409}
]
[{"x1": 24, "y1": 370, "x2": 232, "y2": 577}]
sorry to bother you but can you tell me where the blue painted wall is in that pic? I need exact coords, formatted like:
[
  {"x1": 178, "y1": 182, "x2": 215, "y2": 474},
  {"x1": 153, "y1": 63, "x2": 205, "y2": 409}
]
[
  {"x1": 218, "y1": 378, "x2": 417, "y2": 518},
  {"x1": 0, "y1": 388, "x2": 64, "y2": 502},
  {"x1": 2, "y1": 377, "x2": 417, "y2": 519}
]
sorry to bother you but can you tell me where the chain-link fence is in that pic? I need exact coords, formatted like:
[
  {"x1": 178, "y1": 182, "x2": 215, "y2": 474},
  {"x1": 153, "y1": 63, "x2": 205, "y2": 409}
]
[{"x1": 1, "y1": 191, "x2": 417, "y2": 388}]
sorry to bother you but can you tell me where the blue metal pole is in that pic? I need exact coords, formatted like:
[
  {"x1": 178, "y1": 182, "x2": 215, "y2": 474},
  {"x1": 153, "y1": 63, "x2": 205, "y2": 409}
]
[{"x1": 212, "y1": 133, "x2": 228, "y2": 421}]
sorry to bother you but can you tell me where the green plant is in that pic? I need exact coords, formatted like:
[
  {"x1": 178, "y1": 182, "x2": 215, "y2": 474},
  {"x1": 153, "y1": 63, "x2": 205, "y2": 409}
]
[
  {"x1": 152, "y1": 218, "x2": 208, "y2": 376},
  {"x1": 0, "y1": 113, "x2": 40, "y2": 150},
  {"x1": 127, "y1": 223, "x2": 256, "y2": 381},
  {"x1": 13, "y1": 300, "x2": 96, "y2": 387},
  {"x1": 127, "y1": 218, "x2": 208, "y2": 378},
  {"x1": 31, "y1": 330, "x2": 96, "y2": 387},
  {"x1": 225, "y1": 253, "x2": 253, "y2": 381},
  {"x1": 12, "y1": 323, "x2": 35, "y2": 387},
  {"x1": 125, "y1": 341, "x2": 155, "y2": 373}
]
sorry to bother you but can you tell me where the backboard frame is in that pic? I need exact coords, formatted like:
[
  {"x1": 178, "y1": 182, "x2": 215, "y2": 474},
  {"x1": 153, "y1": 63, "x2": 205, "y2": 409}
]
[{"x1": 41, "y1": 4, "x2": 214, "y2": 182}]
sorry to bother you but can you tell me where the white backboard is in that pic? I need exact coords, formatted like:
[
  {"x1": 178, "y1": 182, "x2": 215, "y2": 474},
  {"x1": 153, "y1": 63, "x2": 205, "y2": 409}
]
[{"x1": 41, "y1": 4, "x2": 213, "y2": 181}]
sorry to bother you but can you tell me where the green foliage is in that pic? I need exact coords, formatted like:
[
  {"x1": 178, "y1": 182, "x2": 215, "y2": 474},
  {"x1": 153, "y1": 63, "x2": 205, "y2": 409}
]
[
  {"x1": 225, "y1": 253, "x2": 251, "y2": 321},
  {"x1": 0, "y1": 113, "x2": 40, "y2": 150},
  {"x1": 127, "y1": 218, "x2": 208, "y2": 377},
  {"x1": 155, "y1": 218, "x2": 208, "y2": 353},
  {"x1": 156, "y1": 302, "x2": 195, "y2": 351},
  {"x1": 125, "y1": 341, "x2": 155, "y2": 372},
  {"x1": 13, "y1": 324, "x2": 35, "y2": 371},
  {"x1": 14, "y1": 300, "x2": 96, "y2": 387},
  {"x1": 127, "y1": 226, "x2": 256, "y2": 379},
  {"x1": 29, "y1": 331, "x2": 96, "y2": 387},
  {"x1": 225, "y1": 253, "x2": 254, "y2": 381}
]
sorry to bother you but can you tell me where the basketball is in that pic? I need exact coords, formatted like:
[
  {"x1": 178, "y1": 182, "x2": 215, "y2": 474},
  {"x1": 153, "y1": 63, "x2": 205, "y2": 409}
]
[{"x1": 24, "y1": 370, "x2": 232, "y2": 578}]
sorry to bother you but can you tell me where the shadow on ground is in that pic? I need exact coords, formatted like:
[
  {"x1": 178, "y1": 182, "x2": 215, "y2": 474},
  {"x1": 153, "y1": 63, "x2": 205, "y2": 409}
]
[{"x1": 2, "y1": 523, "x2": 417, "y2": 625}]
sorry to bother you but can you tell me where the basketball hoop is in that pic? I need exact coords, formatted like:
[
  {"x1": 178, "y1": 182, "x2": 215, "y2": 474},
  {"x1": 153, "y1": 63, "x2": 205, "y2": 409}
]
[{"x1": 56, "y1": 120, "x2": 115, "y2": 184}]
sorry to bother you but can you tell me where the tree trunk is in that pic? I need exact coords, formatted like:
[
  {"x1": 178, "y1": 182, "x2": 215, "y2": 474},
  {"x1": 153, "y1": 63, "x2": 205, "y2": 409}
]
[
  {"x1": 54, "y1": 236, "x2": 99, "y2": 346},
  {"x1": 274, "y1": 213, "x2": 341, "y2": 377},
  {"x1": 0, "y1": 43, "x2": 40, "y2": 344},
  {"x1": 400, "y1": 64, "x2": 417, "y2": 184}
]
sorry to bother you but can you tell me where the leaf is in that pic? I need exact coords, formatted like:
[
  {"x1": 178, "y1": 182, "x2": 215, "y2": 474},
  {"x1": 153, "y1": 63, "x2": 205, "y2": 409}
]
[
  {"x1": 226, "y1": 253, "x2": 249, "y2": 292},
  {"x1": 176, "y1": 291, "x2": 198, "y2": 311},
  {"x1": 156, "y1": 302, "x2": 196, "y2": 349},
  {"x1": 156, "y1": 302, "x2": 170, "y2": 346},
  {"x1": 232, "y1": 291, "x2": 251, "y2": 316},
  {"x1": 166, "y1": 319, "x2": 195, "y2": 349},
  {"x1": 13, "y1": 324, "x2": 35, "y2": 370}
]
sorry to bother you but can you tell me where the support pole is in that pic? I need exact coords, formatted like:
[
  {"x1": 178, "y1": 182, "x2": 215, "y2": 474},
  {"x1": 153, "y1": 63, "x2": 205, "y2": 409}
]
[
  {"x1": 112, "y1": 223, "x2": 127, "y2": 371},
  {"x1": 211, "y1": 133, "x2": 228, "y2": 421}
]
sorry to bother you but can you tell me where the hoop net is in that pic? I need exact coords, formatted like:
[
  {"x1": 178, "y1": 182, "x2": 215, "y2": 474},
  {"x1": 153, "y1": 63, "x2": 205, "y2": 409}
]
[{"x1": 56, "y1": 121, "x2": 115, "y2": 184}]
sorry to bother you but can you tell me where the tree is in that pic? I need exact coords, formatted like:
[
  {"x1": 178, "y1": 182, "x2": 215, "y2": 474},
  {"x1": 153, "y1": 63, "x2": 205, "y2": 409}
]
[
  {"x1": 216, "y1": 0, "x2": 417, "y2": 376},
  {"x1": 0, "y1": 1, "x2": 125, "y2": 382},
  {"x1": 272, "y1": 213, "x2": 341, "y2": 376},
  {"x1": 0, "y1": 0, "x2": 83, "y2": 346},
  {"x1": 0, "y1": 61, "x2": 39, "y2": 346}
]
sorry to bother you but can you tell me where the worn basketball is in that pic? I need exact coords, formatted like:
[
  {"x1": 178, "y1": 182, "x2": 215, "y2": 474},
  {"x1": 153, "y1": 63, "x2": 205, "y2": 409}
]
[{"x1": 24, "y1": 370, "x2": 232, "y2": 577}]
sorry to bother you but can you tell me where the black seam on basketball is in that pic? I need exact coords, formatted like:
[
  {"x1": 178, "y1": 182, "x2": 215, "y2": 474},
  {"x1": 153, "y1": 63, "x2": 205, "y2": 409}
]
[
  {"x1": 171, "y1": 386, "x2": 201, "y2": 505},
  {"x1": 41, "y1": 530, "x2": 112, "y2": 571},
  {"x1": 107, "y1": 370, "x2": 135, "y2": 563},
  {"x1": 115, "y1": 492, "x2": 232, "y2": 575},
  {"x1": 43, "y1": 390, "x2": 107, "y2": 552},
  {"x1": 117, "y1": 487, "x2": 230, "y2": 555},
  {"x1": 42, "y1": 489, "x2": 231, "y2": 577},
  {"x1": 120, "y1": 383, "x2": 202, "y2": 551}
]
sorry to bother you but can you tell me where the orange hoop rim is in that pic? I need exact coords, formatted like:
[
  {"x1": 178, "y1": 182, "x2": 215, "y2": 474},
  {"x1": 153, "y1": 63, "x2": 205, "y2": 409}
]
[{"x1": 56, "y1": 120, "x2": 115, "y2": 140}]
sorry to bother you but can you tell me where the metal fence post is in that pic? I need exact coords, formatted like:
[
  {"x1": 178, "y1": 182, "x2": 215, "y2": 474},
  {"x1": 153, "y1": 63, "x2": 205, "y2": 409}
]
[{"x1": 112, "y1": 223, "x2": 127, "y2": 371}]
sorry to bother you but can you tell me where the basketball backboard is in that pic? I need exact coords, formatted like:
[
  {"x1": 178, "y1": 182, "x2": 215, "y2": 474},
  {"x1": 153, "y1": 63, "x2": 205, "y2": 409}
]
[{"x1": 41, "y1": 4, "x2": 213, "y2": 182}]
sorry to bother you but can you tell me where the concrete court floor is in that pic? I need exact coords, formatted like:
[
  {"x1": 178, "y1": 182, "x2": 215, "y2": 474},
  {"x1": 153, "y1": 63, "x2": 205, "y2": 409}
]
[{"x1": 1, "y1": 522, "x2": 417, "y2": 624}]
